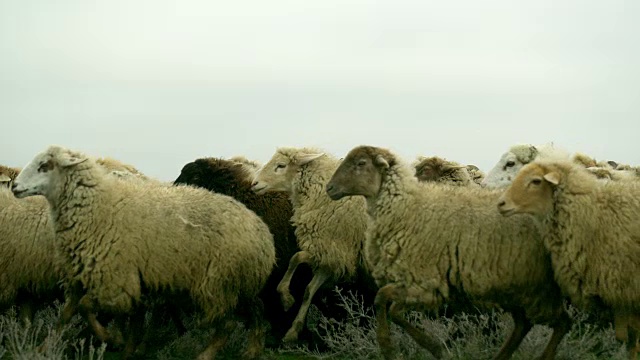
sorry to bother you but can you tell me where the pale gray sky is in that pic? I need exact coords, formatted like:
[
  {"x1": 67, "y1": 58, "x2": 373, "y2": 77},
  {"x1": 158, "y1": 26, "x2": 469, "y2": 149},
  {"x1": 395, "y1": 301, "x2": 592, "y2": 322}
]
[{"x1": 1, "y1": 0, "x2": 639, "y2": 181}]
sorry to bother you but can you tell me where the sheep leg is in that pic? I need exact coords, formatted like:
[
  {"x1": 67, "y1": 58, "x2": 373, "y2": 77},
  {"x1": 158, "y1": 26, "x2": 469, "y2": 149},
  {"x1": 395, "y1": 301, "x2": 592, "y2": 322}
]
[
  {"x1": 282, "y1": 268, "x2": 330, "y2": 343},
  {"x1": 58, "y1": 292, "x2": 81, "y2": 330},
  {"x1": 18, "y1": 299, "x2": 35, "y2": 326},
  {"x1": 493, "y1": 308, "x2": 532, "y2": 360},
  {"x1": 197, "y1": 315, "x2": 237, "y2": 360},
  {"x1": 375, "y1": 284, "x2": 401, "y2": 360},
  {"x1": 277, "y1": 250, "x2": 313, "y2": 311},
  {"x1": 389, "y1": 302, "x2": 443, "y2": 359},
  {"x1": 241, "y1": 298, "x2": 267, "y2": 359},
  {"x1": 628, "y1": 326, "x2": 639, "y2": 360},
  {"x1": 167, "y1": 302, "x2": 188, "y2": 335},
  {"x1": 537, "y1": 311, "x2": 571, "y2": 360},
  {"x1": 78, "y1": 295, "x2": 113, "y2": 345},
  {"x1": 627, "y1": 314, "x2": 640, "y2": 359},
  {"x1": 38, "y1": 292, "x2": 82, "y2": 353},
  {"x1": 122, "y1": 309, "x2": 146, "y2": 360}
]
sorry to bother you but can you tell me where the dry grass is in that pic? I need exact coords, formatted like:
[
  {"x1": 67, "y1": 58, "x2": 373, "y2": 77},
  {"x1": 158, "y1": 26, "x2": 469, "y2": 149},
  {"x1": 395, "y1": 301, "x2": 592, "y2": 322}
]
[{"x1": 0, "y1": 289, "x2": 628, "y2": 359}]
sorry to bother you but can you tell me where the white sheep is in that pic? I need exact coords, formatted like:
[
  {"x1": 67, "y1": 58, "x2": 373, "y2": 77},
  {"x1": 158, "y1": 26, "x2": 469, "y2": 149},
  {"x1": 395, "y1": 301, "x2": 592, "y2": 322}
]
[
  {"x1": 497, "y1": 158, "x2": 640, "y2": 359},
  {"x1": 12, "y1": 145, "x2": 276, "y2": 360},
  {"x1": 481, "y1": 143, "x2": 570, "y2": 188},
  {"x1": 326, "y1": 145, "x2": 571, "y2": 360},
  {"x1": 250, "y1": 147, "x2": 373, "y2": 343}
]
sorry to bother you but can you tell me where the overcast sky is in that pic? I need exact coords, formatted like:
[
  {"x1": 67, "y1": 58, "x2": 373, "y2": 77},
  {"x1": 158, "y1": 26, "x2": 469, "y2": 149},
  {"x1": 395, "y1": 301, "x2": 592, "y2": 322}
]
[{"x1": 1, "y1": 1, "x2": 638, "y2": 181}]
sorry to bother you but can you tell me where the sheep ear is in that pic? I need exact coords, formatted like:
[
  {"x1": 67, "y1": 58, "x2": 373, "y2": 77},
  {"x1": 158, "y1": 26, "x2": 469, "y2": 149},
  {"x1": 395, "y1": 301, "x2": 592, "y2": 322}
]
[
  {"x1": 543, "y1": 172, "x2": 561, "y2": 185},
  {"x1": 59, "y1": 153, "x2": 88, "y2": 168},
  {"x1": 296, "y1": 153, "x2": 324, "y2": 166},
  {"x1": 0, "y1": 175, "x2": 10, "y2": 183},
  {"x1": 443, "y1": 164, "x2": 467, "y2": 171},
  {"x1": 374, "y1": 154, "x2": 389, "y2": 169}
]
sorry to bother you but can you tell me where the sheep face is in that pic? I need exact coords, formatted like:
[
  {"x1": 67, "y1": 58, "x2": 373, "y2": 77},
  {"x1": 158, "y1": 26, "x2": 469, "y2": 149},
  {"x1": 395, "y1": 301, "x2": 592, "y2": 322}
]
[
  {"x1": 482, "y1": 145, "x2": 538, "y2": 188},
  {"x1": 481, "y1": 152, "x2": 521, "y2": 188},
  {"x1": 497, "y1": 162, "x2": 557, "y2": 218},
  {"x1": 326, "y1": 146, "x2": 388, "y2": 201},
  {"x1": 251, "y1": 149, "x2": 324, "y2": 195},
  {"x1": 12, "y1": 145, "x2": 87, "y2": 199}
]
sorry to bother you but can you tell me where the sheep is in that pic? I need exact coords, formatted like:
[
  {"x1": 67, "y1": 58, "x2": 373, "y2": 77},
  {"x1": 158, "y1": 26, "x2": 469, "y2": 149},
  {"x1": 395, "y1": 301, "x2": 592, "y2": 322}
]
[
  {"x1": 0, "y1": 184, "x2": 62, "y2": 325},
  {"x1": 228, "y1": 155, "x2": 263, "y2": 180},
  {"x1": 250, "y1": 147, "x2": 376, "y2": 343},
  {"x1": 466, "y1": 164, "x2": 486, "y2": 185},
  {"x1": 11, "y1": 145, "x2": 277, "y2": 360},
  {"x1": 413, "y1": 156, "x2": 479, "y2": 187},
  {"x1": 325, "y1": 145, "x2": 571, "y2": 360},
  {"x1": 0, "y1": 159, "x2": 156, "y2": 336},
  {"x1": 586, "y1": 166, "x2": 639, "y2": 182},
  {"x1": 173, "y1": 156, "x2": 302, "y2": 345},
  {"x1": 481, "y1": 143, "x2": 570, "y2": 188},
  {"x1": 0, "y1": 165, "x2": 21, "y2": 188},
  {"x1": 497, "y1": 158, "x2": 640, "y2": 359}
]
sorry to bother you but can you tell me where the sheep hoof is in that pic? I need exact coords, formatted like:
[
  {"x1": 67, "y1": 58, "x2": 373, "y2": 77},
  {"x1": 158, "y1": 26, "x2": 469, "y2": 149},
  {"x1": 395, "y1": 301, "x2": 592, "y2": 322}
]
[{"x1": 281, "y1": 294, "x2": 295, "y2": 312}]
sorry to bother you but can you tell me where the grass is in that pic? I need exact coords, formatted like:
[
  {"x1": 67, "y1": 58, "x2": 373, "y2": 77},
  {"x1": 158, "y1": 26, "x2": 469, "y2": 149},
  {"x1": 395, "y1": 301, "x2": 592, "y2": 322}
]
[{"x1": 0, "y1": 289, "x2": 629, "y2": 359}]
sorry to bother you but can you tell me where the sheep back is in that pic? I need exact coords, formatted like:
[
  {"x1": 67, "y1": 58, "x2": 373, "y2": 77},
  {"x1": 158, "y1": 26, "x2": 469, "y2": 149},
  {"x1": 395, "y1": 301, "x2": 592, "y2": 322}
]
[
  {"x1": 370, "y1": 160, "x2": 561, "y2": 323},
  {"x1": 53, "y1": 159, "x2": 276, "y2": 322},
  {"x1": 535, "y1": 161, "x2": 640, "y2": 312},
  {"x1": 290, "y1": 153, "x2": 368, "y2": 281}
]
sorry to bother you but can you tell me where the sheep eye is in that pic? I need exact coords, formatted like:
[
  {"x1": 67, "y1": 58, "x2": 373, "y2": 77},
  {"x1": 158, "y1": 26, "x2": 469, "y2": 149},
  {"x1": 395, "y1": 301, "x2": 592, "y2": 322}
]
[
  {"x1": 275, "y1": 164, "x2": 286, "y2": 170},
  {"x1": 505, "y1": 161, "x2": 516, "y2": 168},
  {"x1": 531, "y1": 178, "x2": 542, "y2": 185},
  {"x1": 356, "y1": 159, "x2": 367, "y2": 167},
  {"x1": 38, "y1": 161, "x2": 53, "y2": 172}
]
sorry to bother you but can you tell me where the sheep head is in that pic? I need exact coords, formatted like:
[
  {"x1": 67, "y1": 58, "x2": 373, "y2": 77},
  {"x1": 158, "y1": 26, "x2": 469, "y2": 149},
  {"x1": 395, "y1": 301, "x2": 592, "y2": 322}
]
[
  {"x1": 481, "y1": 144, "x2": 538, "y2": 188},
  {"x1": 12, "y1": 145, "x2": 88, "y2": 199},
  {"x1": 413, "y1": 156, "x2": 468, "y2": 183},
  {"x1": 326, "y1": 145, "x2": 394, "y2": 201},
  {"x1": 497, "y1": 162, "x2": 559, "y2": 218},
  {"x1": 0, "y1": 165, "x2": 20, "y2": 189},
  {"x1": 251, "y1": 147, "x2": 325, "y2": 195}
]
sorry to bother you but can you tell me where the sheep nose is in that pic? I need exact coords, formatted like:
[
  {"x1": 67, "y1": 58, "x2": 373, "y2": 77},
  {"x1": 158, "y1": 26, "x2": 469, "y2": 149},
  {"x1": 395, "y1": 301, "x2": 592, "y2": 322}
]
[
  {"x1": 497, "y1": 200, "x2": 505, "y2": 208},
  {"x1": 10, "y1": 183, "x2": 17, "y2": 191},
  {"x1": 326, "y1": 184, "x2": 333, "y2": 192},
  {"x1": 251, "y1": 180, "x2": 258, "y2": 187}
]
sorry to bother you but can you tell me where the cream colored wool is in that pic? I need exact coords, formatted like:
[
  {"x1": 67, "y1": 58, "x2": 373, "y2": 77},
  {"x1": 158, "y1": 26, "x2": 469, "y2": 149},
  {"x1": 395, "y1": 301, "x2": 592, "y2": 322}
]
[
  {"x1": 229, "y1": 155, "x2": 262, "y2": 180},
  {"x1": 0, "y1": 165, "x2": 21, "y2": 188},
  {"x1": 14, "y1": 145, "x2": 276, "y2": 324},
  {"x1": 327, "y1": 145, "x2": 570, "y2": 360},
  {"x1": 0, "y1": 187, "x2": 60, "y2": 308},
  {"x1": 500, "y1": 159, "x2": 640, "y2": 318},
  {"x1": 258, "y1": 147, "x2": 368, "y2": 280},
  {"x1": 252, "y1": 147, "x2": 371, "y2": 343},
  {"x1": 413, "y1": 156, "x2": 478, "y2": 187},
  {"x1": 466, "y1": 164, "x2": 485, "y2": 185}
]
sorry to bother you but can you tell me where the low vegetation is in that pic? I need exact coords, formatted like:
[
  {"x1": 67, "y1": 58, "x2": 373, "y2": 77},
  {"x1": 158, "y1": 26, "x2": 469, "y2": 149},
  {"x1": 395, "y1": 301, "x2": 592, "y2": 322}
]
[{"x1": 0, "y1": 288, "x2": 628, "y2": 359}]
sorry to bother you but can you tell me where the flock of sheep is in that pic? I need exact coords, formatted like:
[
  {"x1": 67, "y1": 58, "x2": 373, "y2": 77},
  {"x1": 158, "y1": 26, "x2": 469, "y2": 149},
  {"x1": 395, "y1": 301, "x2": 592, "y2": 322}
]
[{"x1": 1, "y1": 142, "x2": 639, "y2": 360}]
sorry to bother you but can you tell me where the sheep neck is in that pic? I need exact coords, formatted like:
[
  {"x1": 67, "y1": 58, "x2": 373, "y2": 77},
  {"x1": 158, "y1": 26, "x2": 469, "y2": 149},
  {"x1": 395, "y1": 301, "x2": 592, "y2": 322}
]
[
  {"x1": 540, "y1": 182, "x2": 596, "y2": 309},
  {"x1": 367, "y1": 165, "x2": 409, "y2": 218},
  {"x1": 49, "y1": 163, "x2": 101, "y2": 247},
  {"x1": 289, "y1": 160, "x2": 335, "y2": 210}
]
